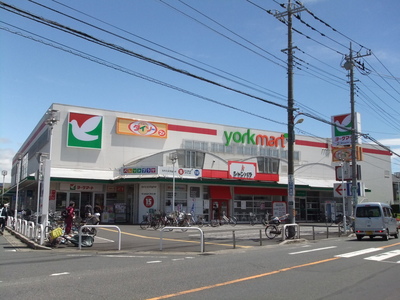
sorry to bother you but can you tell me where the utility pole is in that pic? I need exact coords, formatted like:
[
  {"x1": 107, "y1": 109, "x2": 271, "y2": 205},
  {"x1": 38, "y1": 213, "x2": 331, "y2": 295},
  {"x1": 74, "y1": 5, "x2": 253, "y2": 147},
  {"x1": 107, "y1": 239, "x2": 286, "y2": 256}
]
[
  {"x1": 343, "y1": 43, "x2": 370, "y2": 216},
  {"x1": 275, "y1": 0, "x2": 305, "y2": 234}
]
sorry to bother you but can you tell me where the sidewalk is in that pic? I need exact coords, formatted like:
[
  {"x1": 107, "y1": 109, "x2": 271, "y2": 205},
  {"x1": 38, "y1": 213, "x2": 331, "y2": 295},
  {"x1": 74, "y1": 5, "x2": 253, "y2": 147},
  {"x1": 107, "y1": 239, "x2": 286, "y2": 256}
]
[{"x1": 2, "y1": 223, "x2": 352, "y2": 253}]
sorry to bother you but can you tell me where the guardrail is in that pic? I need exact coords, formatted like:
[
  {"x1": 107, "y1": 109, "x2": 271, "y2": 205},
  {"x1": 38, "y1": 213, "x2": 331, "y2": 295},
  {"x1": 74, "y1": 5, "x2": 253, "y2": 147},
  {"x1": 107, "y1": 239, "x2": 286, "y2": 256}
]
[
  {"x1": 282, "y1": 223, "x2": 300, "y2": 241},
  {"x1": 298, "y1": 224, "x2": 345, "y2": 239},
  {"x1": 160, "y1": 227, "x2": 204, "y2": 253},
  {"x1": 78, "y1": 225, "x2": 121, "y2": 251}
]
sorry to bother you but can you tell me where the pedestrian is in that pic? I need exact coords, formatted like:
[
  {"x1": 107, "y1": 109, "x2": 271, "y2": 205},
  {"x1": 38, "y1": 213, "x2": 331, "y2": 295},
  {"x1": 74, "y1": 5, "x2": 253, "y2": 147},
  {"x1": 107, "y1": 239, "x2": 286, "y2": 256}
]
[
  {"x1": 64, "y1": 201, "x2": 75, "y2": 235},
  {"x1": 94, "y1": 205, "x2": 103, "y2": 222},
  {"x1": 0, "y1": 203, "x2": 10, "y2": 234}
]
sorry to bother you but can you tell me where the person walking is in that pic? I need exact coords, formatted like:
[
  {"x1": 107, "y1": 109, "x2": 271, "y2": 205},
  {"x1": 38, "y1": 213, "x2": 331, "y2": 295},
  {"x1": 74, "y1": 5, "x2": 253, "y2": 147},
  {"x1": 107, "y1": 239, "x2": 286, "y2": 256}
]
[
  {"x1": 0, "y1": 203, "x2": 9, "y2": 234},
  {"x1": 64, "y1": 201, "x2": 75, "y2": 235}
]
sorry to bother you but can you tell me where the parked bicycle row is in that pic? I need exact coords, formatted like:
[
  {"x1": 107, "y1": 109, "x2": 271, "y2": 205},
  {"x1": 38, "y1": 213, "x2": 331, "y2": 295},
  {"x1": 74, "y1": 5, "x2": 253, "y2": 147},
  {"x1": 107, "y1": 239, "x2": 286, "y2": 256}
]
[{"x1": 42, "y1": 206, "x2": 101, "y2": 248}]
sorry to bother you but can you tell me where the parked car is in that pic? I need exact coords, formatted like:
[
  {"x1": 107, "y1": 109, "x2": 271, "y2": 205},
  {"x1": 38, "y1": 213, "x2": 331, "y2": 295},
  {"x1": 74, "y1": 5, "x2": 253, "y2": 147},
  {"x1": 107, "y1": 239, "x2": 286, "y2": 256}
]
[{"x1": 354, "y1": 202, "x2": 399, "y2": 241}]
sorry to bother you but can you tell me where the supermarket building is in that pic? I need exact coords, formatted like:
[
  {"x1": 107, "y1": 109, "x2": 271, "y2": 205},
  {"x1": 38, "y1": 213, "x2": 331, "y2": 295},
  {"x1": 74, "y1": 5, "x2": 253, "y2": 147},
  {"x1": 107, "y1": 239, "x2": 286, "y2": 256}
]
[{"x1": 10, "y1": 103, "x2": 393, "y2": 224}]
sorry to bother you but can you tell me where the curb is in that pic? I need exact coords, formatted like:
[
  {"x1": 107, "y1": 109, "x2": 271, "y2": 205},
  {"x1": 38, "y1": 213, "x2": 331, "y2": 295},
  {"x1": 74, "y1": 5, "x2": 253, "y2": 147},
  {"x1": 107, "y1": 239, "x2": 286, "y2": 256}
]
[{"x1": 5, "y1": 227, "x2": 52, "y2": 250}]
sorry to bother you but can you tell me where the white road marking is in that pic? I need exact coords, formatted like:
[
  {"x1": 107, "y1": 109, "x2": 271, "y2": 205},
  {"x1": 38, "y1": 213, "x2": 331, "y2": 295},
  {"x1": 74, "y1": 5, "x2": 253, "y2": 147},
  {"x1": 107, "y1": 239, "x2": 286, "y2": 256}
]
[
  {"x1": 289, "y1": 246, "x2": 337, "y2": 255},
  {"x1": 50, "y1": 272, "x2": 70, "y2": 276},
  {"x1": 147, "y1": 261, "x2": 162, "y2": 264},
  {"x1": 364, "y1": 250, "x2": 400, "y2": 262},
  {"x1": 335, "y1": 248, "x2": 381, "y2": 258},
  {"x1": 94, "y1": 236, "x2": 115, "y2": 243}
]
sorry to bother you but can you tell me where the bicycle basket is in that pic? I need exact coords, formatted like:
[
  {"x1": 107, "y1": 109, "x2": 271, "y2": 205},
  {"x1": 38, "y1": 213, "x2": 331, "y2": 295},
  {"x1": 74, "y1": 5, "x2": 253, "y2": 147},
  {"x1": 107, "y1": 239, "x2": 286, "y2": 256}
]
[{"x1": 50, "y1": 227, "x2": 63, "y2": 239}]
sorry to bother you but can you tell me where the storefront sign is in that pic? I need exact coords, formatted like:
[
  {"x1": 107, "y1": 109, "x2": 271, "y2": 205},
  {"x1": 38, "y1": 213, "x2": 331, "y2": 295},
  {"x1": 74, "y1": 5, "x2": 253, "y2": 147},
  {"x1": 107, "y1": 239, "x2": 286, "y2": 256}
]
[
  {"x1": 331, "y1": 113, "x2": 361, "y2": 146},
  {"x1": 273, "y1": 201, "x2": 287, "y2": 217},
  {"x1": 159, "y1": 167, "x2": 201, "y2": 178},
  {"x1": 332, "y1": 146, "x2": 363, "y2": 162},
  {"x1": 139, "y1": 184, "x2": 159, "y2": 218},
  {"x1": 60, "y1": 183, "x2": 103, "y2": 192},
  {"x1": 67, "y1": 112, "x2": 103, "y2": 149},
  {"x1": 143, "y1": 196, "x2": 155, "y2": 208},
  {"x1": 228, "y1": 161, "x2": 256, "y2": 179},
  {"x1": 122, "y1": 167, "x2": 157, "y2": 174},
  {"x1": 116, "y1": 118, "x2": 168, "y2": 138},
  {"x1": 121, "y1": 166, "x2": 202, "y2": 178},
  {"x1": 224, "y1": 129, "x2": 285, "y2": 147}
]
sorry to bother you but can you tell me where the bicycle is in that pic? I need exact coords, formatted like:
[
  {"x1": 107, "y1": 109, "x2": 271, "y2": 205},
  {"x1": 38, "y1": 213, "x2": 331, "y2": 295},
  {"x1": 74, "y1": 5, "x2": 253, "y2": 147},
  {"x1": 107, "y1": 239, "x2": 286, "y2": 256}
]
[
  {"x1": 210, "y1": 211, "x2": 237, "y2": 227},
  {"x1": 140, "y1": 213, "x2": 160, "y2": 230},
  {"x1": 187, "y1": 212, "x2": 205, "y2": 227},
  {"x1": 265, "y1": 214, "x2": 294, "y2": 239},
  {"x1": 338, "y1": 215, "x2": 354, "y2": 233},
  {"x1": 249, "y1": 212, "x2": 269, "y2": 226}
]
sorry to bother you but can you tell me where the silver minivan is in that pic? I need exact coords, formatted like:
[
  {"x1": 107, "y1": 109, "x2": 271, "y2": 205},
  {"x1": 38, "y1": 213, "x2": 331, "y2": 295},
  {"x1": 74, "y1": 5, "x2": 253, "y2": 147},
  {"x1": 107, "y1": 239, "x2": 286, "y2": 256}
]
[{"x1": 354, "y1": 202, "x2": 399, "y2": 241}]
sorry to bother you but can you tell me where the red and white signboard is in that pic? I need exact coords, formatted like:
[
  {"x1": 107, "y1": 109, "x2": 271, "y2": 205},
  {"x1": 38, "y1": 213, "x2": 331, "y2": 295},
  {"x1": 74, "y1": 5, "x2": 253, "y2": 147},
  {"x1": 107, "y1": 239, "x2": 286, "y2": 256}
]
[
  {"x1": 228, "y1": 161, "x2": 256, "y2": 179},
  {"x1": 333, "y1": 183, "x2": 347, "y2": 197},
  {"x1": 331, "y1": 113, "x2": 361, "y2": 146}
]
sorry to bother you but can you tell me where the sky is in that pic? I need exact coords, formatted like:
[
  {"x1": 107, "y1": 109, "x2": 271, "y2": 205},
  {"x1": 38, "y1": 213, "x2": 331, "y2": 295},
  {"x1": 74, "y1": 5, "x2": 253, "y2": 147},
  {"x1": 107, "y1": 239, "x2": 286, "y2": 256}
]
[{"x1": 1, "y1": 0, "x2": 400, "y2": 183}]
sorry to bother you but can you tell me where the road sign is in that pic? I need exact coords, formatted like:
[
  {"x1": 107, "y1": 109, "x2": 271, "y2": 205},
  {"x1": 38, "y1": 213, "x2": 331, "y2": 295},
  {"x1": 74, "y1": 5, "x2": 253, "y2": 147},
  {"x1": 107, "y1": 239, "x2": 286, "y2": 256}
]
[
  {"x1": 333, "y1": 183, "x2": 347, "y2": 197},
  {"x1": 346, "y1": 182, "x2": 365, "y2": 197}
]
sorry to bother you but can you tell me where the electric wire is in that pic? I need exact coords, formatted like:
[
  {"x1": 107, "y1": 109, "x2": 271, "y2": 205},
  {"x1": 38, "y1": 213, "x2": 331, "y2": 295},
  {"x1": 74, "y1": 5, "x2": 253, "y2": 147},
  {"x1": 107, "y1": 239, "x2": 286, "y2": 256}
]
[
  {"x1": 2, "y1": 1, "x2": 399, "y2": 162},
  {"x1": 0, "y1": 1, "x2": 290, "y2": 110},
  {"x1": 158, "y1": 0, "x2": 286, "y2": 69},
  {"x1": 0, "y1": 22, "x2": 288, "y2": 128},
  {"x1": 44, "y1": 0, "x2": 287, "y2": 102}
]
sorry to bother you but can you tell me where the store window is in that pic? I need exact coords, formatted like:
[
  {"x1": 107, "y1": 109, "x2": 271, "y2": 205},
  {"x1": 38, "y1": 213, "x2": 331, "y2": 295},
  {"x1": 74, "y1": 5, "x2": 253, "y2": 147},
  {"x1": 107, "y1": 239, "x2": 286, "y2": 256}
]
[
  {"x1": 257, "y1": 157, "x2": 280, "y2": 174},
  {"x1": 177, "y1": 150, "x2": 204, "y2": 168},
  {"x1": 56, "y1": 192, "x2": 67, "y2": 210},
  {"x1": 166, "y1": 184, "x2": 188, "y2": 211},
  {"x1": 233, "y1": 195, "x2": 274, "y2": 222}
]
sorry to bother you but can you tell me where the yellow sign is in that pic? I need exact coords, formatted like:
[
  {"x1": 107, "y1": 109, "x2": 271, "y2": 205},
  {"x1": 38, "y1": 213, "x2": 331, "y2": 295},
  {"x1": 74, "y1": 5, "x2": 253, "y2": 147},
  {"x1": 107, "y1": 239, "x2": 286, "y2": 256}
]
[
  {"x1": 116, "y1": 118, "x2": 168, "y2": 138},
  {"x1": 332, "y1": 146, "x2": 363, "y2": 162}
]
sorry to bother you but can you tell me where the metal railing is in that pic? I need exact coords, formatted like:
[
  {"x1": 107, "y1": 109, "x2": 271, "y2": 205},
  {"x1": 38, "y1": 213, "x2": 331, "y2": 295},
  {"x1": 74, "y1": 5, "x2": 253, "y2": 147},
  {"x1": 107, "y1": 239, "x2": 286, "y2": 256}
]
[
  {"x1": 282, "y1": 223, "x2": 300, "y2": 241},
  {"x1": 78, "y1": 225, "x2": 121, "y2": 250}
]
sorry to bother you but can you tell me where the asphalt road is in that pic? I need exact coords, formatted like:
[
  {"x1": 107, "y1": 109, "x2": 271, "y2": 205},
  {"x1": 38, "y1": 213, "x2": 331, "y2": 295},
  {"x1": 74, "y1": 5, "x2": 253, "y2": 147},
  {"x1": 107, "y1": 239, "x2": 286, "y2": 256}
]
[{"x1": 1, "y1": 225, "x2": 399, "y2": 300}]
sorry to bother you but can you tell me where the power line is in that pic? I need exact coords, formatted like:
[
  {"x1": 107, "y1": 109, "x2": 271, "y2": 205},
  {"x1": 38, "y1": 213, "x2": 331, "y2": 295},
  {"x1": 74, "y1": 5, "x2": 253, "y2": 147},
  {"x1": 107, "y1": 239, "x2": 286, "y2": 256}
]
[
  {"x1": 0, "y1": 22, "x2": 288, "y2": 128},
  {"x1": 0, "y1": 1, "x2": 290, "y2": 110},
  {"x1": 46, "y1": 0, "x2": 287, "y2": 102}
]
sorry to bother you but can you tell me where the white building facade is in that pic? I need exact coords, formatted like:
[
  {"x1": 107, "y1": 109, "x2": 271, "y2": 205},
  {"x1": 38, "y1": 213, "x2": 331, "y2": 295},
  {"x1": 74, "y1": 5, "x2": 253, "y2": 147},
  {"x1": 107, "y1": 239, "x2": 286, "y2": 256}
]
[{"x1": 9, "y1": 103, "x2": 393, "y2": 224}]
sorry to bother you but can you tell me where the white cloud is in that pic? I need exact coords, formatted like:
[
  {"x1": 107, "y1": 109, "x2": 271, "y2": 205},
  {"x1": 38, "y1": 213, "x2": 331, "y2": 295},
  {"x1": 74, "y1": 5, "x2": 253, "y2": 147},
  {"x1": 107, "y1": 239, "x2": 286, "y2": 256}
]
[{"x1": 378, "y1": 138, "x2": 400, "y2": 147}]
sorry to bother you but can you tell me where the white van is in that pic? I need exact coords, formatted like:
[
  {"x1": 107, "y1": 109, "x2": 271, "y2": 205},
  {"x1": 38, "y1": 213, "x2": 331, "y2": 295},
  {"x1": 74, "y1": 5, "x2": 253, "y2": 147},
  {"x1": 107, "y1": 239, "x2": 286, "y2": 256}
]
[{"x1": 354, "y1": 202, "x2": 398, "y2": 241}]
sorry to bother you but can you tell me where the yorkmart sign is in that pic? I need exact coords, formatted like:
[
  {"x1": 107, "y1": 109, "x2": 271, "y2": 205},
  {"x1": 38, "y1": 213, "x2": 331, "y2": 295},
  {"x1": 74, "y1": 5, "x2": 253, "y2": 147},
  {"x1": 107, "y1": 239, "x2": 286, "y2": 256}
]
[
  {"x1": 224, "y1": 129, "x2": 285, "y2": 147},
  {"x1": 67, "y1": 112, "x2": 103, "y2": 149}
]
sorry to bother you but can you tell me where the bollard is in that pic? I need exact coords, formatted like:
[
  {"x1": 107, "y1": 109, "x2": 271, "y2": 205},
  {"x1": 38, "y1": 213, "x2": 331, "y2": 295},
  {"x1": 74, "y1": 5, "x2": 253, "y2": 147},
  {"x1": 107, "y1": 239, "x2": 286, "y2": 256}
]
[
  {"x1": 259, "y1": 229, "x2": 262, "y2": 246},
  {"x1": 232, "y1": 230, "x2": 236, "y2": 249},
  {"x1": 312, "y1": 226, "x2": 316, "y2": 240}
]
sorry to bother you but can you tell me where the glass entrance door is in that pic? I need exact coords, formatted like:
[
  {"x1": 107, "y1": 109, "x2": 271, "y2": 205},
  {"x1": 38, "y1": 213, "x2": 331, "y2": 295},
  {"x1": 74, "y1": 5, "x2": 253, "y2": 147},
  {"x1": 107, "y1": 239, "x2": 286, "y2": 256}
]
[{"x1": 211, "y1": 199, "x2": 229, "y2": 220}]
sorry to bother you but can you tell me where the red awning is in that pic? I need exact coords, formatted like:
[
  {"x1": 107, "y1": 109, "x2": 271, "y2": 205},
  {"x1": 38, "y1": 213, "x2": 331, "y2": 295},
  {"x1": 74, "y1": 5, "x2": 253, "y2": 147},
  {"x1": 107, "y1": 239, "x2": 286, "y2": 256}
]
[{"x1": 209, "y1": 186, "x2": 232, "y2": 199}]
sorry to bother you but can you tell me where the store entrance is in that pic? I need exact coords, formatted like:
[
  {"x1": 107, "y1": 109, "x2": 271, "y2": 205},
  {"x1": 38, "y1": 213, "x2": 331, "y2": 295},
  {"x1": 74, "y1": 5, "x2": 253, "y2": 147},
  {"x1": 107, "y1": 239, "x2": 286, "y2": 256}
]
[{"x1": 211, "y1": 199, "x2": 229, "y2": 220}]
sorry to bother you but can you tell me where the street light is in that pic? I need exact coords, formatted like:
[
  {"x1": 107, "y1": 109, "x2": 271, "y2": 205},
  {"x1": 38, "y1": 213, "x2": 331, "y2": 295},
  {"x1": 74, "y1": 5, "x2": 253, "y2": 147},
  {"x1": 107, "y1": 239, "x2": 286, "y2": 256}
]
[
  {"x1": 14, "y1": 155, "x2": 22, "y2": 225},
  {"x1": 41, "y1": 109, "x2": 59, "y2": 227},
  {"x1": 1, "y1": 170, "x2": 7, "y2": 205},
  {"x1": 169, "y1": 152, "x2": 178, "y2": 213}
]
